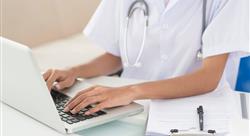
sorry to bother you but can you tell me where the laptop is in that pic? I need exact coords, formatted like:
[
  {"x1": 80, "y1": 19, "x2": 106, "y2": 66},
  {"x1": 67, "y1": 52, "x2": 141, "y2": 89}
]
[{"x1": 1, "y1": 37, "x2": 144, "y2": 134}]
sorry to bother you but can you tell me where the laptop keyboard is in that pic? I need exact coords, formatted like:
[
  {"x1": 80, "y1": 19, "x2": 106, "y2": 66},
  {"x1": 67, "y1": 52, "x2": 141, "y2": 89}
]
[{"x1": 51, "y1": 91, "x2": 106, "y2": 125}]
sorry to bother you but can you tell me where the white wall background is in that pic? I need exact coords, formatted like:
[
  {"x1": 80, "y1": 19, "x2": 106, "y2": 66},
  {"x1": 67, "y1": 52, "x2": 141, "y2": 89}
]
[{"x1": 1, "y1": 0, "x2": 100, "y2": 47}]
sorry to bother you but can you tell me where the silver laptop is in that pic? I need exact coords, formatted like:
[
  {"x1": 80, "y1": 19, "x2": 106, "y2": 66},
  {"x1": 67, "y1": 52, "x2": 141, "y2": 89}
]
[{"x1": 1, "y1": 37, "x2": 144, "y2": 134}]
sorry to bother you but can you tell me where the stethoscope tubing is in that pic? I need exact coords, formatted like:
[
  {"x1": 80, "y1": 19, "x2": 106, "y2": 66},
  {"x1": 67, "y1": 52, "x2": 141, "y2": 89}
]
[
  {"x1": 123, "y1": 0, "x2": 149, "y2": 67},
  {"x1": 123, "y1": 16, "x2": 148, "y2": 67}
]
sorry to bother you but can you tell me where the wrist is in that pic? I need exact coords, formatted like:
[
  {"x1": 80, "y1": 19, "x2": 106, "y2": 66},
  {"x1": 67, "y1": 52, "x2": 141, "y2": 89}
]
[
  {"x1": 128, "y1": 85, "x2": 144, "y2": 100},
  {"x1": 69, "y1": 66, "x2": 80, "y2": 78}
]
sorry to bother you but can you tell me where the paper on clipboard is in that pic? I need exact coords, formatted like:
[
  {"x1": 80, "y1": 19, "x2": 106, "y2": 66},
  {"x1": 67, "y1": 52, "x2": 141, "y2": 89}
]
[{"x1": 146, "y1": 86, "x2": 238, "y2": 136}]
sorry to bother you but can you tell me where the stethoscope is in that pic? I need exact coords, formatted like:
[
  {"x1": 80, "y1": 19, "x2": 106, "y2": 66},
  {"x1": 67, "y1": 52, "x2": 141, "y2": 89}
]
[
  {"x1": 123, "y1": 0, "x2": 206, "y2": 68},
  {"x1": 123, "y1": 0, "x2": 149, "y2": 67}
]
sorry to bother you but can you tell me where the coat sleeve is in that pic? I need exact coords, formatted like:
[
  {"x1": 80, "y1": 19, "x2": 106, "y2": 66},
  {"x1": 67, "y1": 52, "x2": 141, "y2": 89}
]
[
  {"x1": 202, "y1": 0, "x2": 249, "y2": 58},
  {"x1": 83, "y1": 0, "x2": 121, "y2": 56}
]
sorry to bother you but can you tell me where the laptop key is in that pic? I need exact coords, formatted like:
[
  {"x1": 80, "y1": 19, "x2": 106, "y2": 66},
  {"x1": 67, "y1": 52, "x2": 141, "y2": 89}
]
[
  {"x1": 78, "y1": 111, "x2": 85, "y2": 115},
  {"x1": 61, "y1": 118, "x2": 67, "y2": 121},
  {"x1": 81, "y1": 108, "x2": 88, "y2": 112},
  {"x1": 57, "y1": 106, "x2": 64, "y2": 110},
  {"x1": 85, "y1": 115, "x2": 94, "y2": 119},
  {"x1": 67, "y1": 116, "x2": 74, "y2": 120},
  {"x1": 62, "y1": 114, "x2": 69, "y2": 118},
  {"x1": 58, "y1": 102, "x2": 65, "y2": 106},
  {"x1": 71, "y1": 118, "x2": 80, "y2": 123},
  {"x1": 65, "y1": 112, "x2": 73, "y2": 116},
  {"x1": 77, "y1": 116, "x2": 86, "y2": 121},
  {"x1": 92, "y1": 113, "x2": 99, "y2": 117},
  {"x1": 63, "y1": 99, "x2": 68, "y2": 103},
  {"x1": 86, "y1": 105, "x2": 92, "y2": 109},
  {"x1": 96, "y1": 111, "x2": 107, "y2": 116},
  {"x1": 59, "y1": 112, "x2": 65, "y2": 116},
  {"x1": 66, "y1": 120, "x2": 73, "y2": 124}
]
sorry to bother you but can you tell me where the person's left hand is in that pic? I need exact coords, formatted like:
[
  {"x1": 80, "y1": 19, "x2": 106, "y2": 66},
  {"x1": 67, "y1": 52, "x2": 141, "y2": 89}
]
[{"x1": 64, "y1": 85, "x2": 137, "y2": 115}]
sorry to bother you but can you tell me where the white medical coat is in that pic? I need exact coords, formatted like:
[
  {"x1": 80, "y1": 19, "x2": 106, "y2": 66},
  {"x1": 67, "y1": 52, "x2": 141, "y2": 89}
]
[
  {"x1": 84, "y1": 0, "x2": 248, "y2": 84},
  {"x1": 84, "y1": 0, "x2": 249, "y2": 133}
]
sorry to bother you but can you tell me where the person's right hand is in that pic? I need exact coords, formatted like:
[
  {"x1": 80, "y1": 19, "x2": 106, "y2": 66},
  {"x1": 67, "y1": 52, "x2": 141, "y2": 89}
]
[{"x1": 43, "y1": 68, "x2": 78, "y2": 91}]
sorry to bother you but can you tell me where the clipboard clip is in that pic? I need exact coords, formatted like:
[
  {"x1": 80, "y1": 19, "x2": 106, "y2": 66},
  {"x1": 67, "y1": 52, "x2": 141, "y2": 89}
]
[
  {"x1": 169, "y1": 129, "x2": 216, "y2": 136},
  {"x1": 169, "y1": 106, "x2": 216, "y2": 136}
]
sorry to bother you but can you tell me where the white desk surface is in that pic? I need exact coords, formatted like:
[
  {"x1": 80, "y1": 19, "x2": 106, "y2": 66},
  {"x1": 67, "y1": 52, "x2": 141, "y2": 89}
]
[{"x1": 2, "y1": 34, "x2": 249, "y2": 136}]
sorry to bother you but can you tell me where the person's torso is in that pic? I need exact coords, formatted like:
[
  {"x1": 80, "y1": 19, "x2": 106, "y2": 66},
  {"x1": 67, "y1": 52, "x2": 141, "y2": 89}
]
[{"x1": 118, "y1": 0, "x2": 209, "y2": 81}]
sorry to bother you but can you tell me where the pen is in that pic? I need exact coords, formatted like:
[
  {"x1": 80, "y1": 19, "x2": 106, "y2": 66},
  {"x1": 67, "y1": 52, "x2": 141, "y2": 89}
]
[{"x1": 197, "y1": 105, "x2": 204, "y2": 131}]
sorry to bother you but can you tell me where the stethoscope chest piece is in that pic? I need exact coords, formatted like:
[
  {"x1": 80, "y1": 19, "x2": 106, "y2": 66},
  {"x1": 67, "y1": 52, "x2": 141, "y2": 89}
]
[{"x1": 197, "y1": 49, "x2": 203, "y2": 61}]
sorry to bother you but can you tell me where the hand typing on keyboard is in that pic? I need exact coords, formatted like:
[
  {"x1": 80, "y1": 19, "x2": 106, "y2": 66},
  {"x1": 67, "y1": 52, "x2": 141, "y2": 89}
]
[
  {"x1": 43, "y1": 54, "x2": 138, "y2": 117},
  {"x1": 51, "y1": 91, "x2": 106, "y2": 124},
  {"x1": 43, "y1": 68, "x2": 77, "y2": 91},
  {"x1": 63, "y1": 85, "x2": 136, "y2": 115}
]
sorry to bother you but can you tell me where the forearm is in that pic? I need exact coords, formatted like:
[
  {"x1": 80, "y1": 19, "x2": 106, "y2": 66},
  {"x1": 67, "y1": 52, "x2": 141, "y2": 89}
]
[
  {"x1": 131, "y1": 54, "x2": 229, "y2": 100},
  {"x1": 131, "y1": 69, "x2": 219, "y2": 99},
  {"x1": 71, "y1": 53, "x2": 122, "y2": 78}
]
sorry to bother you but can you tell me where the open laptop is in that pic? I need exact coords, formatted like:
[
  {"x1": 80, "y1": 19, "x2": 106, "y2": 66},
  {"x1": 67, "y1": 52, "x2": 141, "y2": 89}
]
[{"x1": 1, "y1": 37, "x2": 144, "y2": 134}]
